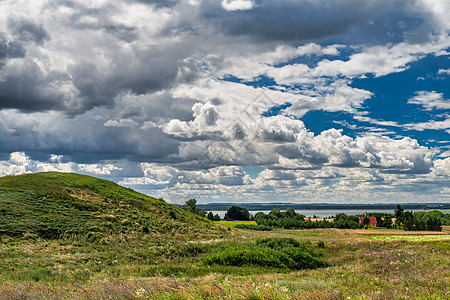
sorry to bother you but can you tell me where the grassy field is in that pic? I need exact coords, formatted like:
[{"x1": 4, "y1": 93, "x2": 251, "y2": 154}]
[
  {"x1": 215, "y1": 220, "x2": 257, "y2": 227},
  {"x1": 0, "y1": 227, "x2": 448, "y2": 299},
  {"x1": 0, "y1": 173, "x2": 449, "y2": 299}
]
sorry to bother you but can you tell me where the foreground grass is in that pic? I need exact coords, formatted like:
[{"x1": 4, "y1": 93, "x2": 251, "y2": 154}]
[{"x1": 1, "y1": 227, "x2": 449, "y2": 299}]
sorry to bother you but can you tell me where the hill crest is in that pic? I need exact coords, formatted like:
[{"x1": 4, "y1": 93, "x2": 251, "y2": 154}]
[{"x1": 0, "y1": 172, "x2": 227, "y2": 241}]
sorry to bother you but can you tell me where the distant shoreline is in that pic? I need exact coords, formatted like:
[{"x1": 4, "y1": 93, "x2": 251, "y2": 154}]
[{"x1": 195, "y1": 202, "x2": 449, "y2": 212}]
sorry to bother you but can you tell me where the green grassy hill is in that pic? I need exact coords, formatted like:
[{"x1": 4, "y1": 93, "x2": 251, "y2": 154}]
[{"x1": 0, "y1": 172, "x2": 226, "y2": 241}]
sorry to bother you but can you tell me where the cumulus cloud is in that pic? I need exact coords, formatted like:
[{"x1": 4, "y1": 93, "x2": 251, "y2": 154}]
[
  {"x1": 281, "y1": 129, "x2": 436, "y2": 173},
  {"x1": 117, "y1": 156, "x2": 449, "y2": 203},
  {"x1": 119, "y1": 163, "x2": 252, "y2": 201},
  {"x1": 414, "y1": 0, "x2": 450, "y2": 33},
  {"x1": 0, "y1": 152, "x2": 125, "y2": 177},
  {"x1": 431, "y1": 157, "x2": 450, "y2": 176},
  {"x1": 0, "y1": 1, "x2": 193, "y2": 114},
  {"x1": 160, "y1": 102, "x2": 437, "y2": 174},
  {"x1": 78, "y1": 164, "x2": 123, "y2": 175},
  {"x1": 265, "y1": 38, "x2": 450, "y2": 83},
  {"x1": 221, "y1": 0, "x2": 255, "y2": 11},
  {"x1": 0, "y1": 152, "x2": 33, "y2": 176},
  {"x1": 104, "y1": 119, "x2": 139, "y2": 128},
  {"x1": 408, "y1": 91, "x2": 450, "y2": 110}
]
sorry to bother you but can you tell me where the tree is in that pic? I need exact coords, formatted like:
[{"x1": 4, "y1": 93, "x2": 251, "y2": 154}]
[
  {"x1": 206, "y1": 212, "x2": 220, "y2": 221},
  {"x1": 334, "y1": 213, "x2": 348, "y2": 222},
  {"x1": 425, "y1": 214, "x2": 442, "y2": 231},
  {"x1": 224, "y1": 205, "x2": 250, "y2": 221},
  {"x1": 184, "y1": 199, "x2": 205, "y2": 217},
  {"x1": 252, "y1": 211, "x2": 266, "y2": 223},
  {"x1": 285, "y1": 208, "x2": 297, "y2": 218},
  {"x1": 362, "y1": 216, "x2": 370, "y2": 228},
  {"x1": 379, "y1": 217, "x2": 393, "y2": 229},
  {"x1": 403, "y1": 211, "x2": 414, "y2": 231},
  {"x1": 185, "y1": 199, "x2": 197, "y2": 213},
  {"x1": 268, "y1": 208, "x2": 282, "y2": 218},
  {"x1": 394, "y1": 204, "x2": 404, "y2": 226}
]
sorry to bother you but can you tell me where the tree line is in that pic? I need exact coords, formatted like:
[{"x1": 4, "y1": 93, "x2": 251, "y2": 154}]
[
  {"x1": 393, "y1": 204, "x2": 444, "y2": 231},
  {"x1": 253, "y1": 208, "x2": 363, "y2": 229},
  {"x1": 183, "y1": 200, "x2": 447, "y2": 232}
]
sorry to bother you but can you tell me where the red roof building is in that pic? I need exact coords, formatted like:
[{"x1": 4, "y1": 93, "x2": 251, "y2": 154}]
[{"x1": 359, "y1": 217, "x2": 377, "y2": 227}]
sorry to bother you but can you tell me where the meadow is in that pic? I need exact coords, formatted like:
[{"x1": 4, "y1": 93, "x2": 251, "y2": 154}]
[
  {"x1": 0, "y1": 172, "x2": 449, "y2": 299},
  {"x1": 0, "y1": 226, "x2": 448, "y2": 299}
]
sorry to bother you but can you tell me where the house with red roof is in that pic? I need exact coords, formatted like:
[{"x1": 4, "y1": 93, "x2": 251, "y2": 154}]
[{"x1": 359, "y1": 217, "x2": 377, "y2": 227}]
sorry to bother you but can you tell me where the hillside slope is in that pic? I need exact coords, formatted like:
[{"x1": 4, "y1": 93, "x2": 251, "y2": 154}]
[{"x1": 0, "y1": 172, "x2": 226, "y2": 241}]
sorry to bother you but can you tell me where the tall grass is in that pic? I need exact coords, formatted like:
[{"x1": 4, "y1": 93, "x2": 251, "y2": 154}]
[{"x1": 1, "y1": 227, "x2": 448, "y2": 299}]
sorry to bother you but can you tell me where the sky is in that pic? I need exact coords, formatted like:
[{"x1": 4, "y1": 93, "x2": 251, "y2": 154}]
[{"x1": 0, "y1": 0, "x2": 449, "y2": 204}]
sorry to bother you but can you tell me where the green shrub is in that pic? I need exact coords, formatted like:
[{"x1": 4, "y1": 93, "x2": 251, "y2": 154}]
[
  {"x1": 204, "y1": 238, "x2": 327, "y2": 271},
  {"x1": 255, "y1": 237, "x2": 303, "y2": 250},
  {"x1": 234, "y1": 224, "x2": 272, "y2": 231}
]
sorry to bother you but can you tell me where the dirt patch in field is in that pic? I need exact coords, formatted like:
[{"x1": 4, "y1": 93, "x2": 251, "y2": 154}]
[{"x1": 347, "y1": 226, "x2": 449, "y2": 235}]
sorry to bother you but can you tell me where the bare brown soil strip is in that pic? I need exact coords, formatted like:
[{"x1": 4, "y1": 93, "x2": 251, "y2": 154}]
[{"x1": 348, "y1": 226, "x2": 450, "y2": 235}]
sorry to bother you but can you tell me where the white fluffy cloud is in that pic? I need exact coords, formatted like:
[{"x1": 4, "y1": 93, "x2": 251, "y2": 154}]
[
  {"x1": 221, "y1": 0, "x2": 255, "y2": 11},
  {"x1": 0, "y1": 152, "x2": 123, "y2": 177},
  {"x1": 408, "y1": 91, "x2": 450, "y2": 110},
  {"x1": 78, "y1": 164, "x2": 123, "y2": 175},
  {"x1": 431, "y1": 157, "x2": 450, "y2": 176}
]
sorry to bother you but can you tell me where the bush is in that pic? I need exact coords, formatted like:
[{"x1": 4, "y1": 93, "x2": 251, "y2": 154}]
[
  {"x1": 207, "y1": 212, "x2": 221, "y2": 221},
  {"x1": 234, "y1": 224, "x2": 272, "y2": 231},
  {"x1": 203, "y1": 238, "x2": 327, "y2": 271}
]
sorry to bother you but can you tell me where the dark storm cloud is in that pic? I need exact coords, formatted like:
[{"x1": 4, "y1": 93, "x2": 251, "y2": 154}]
[
  {"x1": 0, "y1": 32, "x2": 25, "y2": 67},
  {"x1": 0, "y1": 90, "x2": 196, "y2": 163},
  {"x1": 0, "y1": 59, "x2": 71, "y2": 112},
  {"x1": 67, "y1": 43, "x2": 189, "y2": 114},
  {"x1": 275, "y1": 144, "x2": 328, "y2": 165},
  {"x1": 7, "y1": 18, "x2": 50, "y2": 45},
  {"x1": 0, "y1": 110, "x2": 181, "y2": 163},
  {"x1": 108, "y1": 45, "x2": 182, "y2": 94},
  {"x1": 62, "y1": 2, "x2": 139, "y2": 42},
  {"x1": 103, "y1": 24, "x2": 138, "y2": 42},
  {"x1": 324, "y1": 1, "x2": 437, "y2": 45},
  {"x1": 200, "y1": 0, "x2": 393, "y2": 42},
  {"x1": 0, "y1": 40, "x2": 189, "y2": 114},
  {"x1": 130, "y1": 0, "x2": 178, "y2": 8}
]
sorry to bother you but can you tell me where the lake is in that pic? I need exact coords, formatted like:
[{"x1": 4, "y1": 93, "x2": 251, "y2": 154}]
[{"x1": 209, "y1": 209, "x2": 443, "y2": 219}]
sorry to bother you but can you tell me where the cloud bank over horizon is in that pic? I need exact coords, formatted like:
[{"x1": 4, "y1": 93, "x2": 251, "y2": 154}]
[{"x1": 0, "y1": 0, "x2": 449, "y2": 203}]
